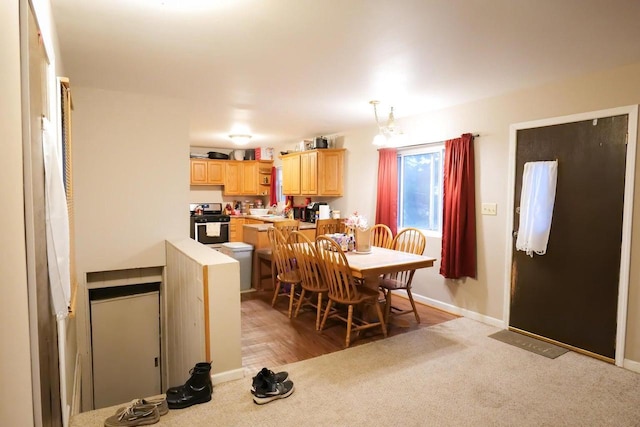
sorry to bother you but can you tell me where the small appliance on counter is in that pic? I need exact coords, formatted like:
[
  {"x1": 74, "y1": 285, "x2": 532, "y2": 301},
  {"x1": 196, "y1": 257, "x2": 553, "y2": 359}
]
[
  {"x1": 292, "y1": 205, "x2": 307, "y2": 222},
  {"x1": 313, "y1": 136, "x2": 328, "y2": 149},
  {"x1": 305, "y1": 202, "x2": 327, "y2": 223}
]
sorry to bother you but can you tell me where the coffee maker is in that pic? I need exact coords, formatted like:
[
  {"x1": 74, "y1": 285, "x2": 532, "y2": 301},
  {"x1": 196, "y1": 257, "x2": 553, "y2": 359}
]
[
  {"x1": 292, "y1": 205, "x2": 307, "y2": 222},
  {"x1": 305, "y1": 202, "x2": 327, "y2": 223}
]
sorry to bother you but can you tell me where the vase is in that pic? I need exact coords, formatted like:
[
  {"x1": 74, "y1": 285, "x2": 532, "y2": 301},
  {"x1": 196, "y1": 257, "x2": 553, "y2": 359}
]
[{"x1": 354, "y1": 227, "x2": 372, "y2": 253}]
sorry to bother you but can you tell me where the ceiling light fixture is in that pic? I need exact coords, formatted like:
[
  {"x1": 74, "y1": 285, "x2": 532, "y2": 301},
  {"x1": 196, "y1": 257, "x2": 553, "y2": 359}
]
[
  {"x1": 228, "y1": 134, "x2": 252, "y2": 145},
  {"x1": 370, "y1": 100, "x2": 405, "y2": 147}
]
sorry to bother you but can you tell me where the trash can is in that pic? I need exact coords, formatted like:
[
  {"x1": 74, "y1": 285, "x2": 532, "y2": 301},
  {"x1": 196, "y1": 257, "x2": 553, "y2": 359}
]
[{"x1": 220, "y1": 242, "x2": 254, "y2": 291}]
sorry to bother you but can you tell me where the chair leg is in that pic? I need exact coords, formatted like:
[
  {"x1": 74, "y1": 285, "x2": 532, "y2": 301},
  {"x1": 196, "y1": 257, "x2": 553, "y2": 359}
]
[
  {"x1": 373, "y1": 299, "x2": 388, "y2": 337},
  {"x1": 345, "y1": 305, "x2": 354, "y2": 348},
  {"x1": 270, "y1": 260, "x2": 276, "y2": 290},
  {"x1": 315, "y1": 292, "x2": 323, "y2": 331},
  {"x1": 384, "y1": 289, "x2": 392, "y2": 324},
  {"x1": 319, "y1": 299, "x2": 333, "y2": 331},
  {"x1": 407, "y1": 289, "x2": 420, "y2": 323},
  {"x1": 294, "y1": 288, "x2": 306, "y2": 318},
  {"x1": 287, "y1": 283, "x2": 296, "y2": 318},
  {"x1": 271, "y1": 281, "x2": 281, "y2": 307}
]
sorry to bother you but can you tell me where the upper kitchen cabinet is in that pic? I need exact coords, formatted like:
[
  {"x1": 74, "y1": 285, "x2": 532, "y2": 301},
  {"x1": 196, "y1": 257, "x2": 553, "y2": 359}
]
[
  {"x1": 282, "y1": 154, "x2": 301, "y2": 195},
  {"x1": 190, "y1": 159, "x2": 225, "y2": 185},
  {"x1": 224, "y1": 160, "x2": 273, "y2": 196},
  {"x1": 281, "y1": 149, "x2": 345, "y2": 196}
]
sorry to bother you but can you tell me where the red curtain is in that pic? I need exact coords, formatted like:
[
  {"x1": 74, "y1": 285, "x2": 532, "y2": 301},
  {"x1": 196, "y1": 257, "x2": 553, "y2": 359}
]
[
  {"x1": 440, "y1": 133, "x2": 477, "y2": 279},
  {"x1": 269, "y1": 167, "x2": 277, "y2": 206},
  {"x1": 375, "y1": 148, "x2": 398, "y2": 235}
]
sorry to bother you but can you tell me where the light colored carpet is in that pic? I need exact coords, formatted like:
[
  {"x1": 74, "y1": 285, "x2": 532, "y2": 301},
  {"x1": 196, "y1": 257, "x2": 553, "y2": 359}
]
[{"x1": 72, "y1": 317, "x2": 640, "y2": 426}]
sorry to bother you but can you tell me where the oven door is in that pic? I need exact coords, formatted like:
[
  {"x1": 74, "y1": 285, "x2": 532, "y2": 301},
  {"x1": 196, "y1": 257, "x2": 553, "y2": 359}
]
[{"x1": 193, "y1": 221, "x2": 230, "y2": 246}]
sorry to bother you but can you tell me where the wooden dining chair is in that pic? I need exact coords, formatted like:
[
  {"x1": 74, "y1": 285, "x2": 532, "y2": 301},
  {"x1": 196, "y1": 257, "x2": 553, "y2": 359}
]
[
  {"x1": 315, "y1": 218, "x2": 343, "y2": 238},
  {"x1": 287, "y1": 231, "x2": 330, "y2": 330},
  {"x1": 273, "y1": 219, "x2": 300, "y2": 240},
  {"x1": 254, "y1": 220, "x2": 299, "y2": 291},
  {"x1": 379, "y1": 227, "x2": 426, "y2": 324},
  {"x1": 268, "y1": 227, "x2": 302, "y2": 318},
  {"x1": 315, "y1": 236, "x2": 387, "y2": 347},
  {"x1": 370, "y1": 224, "x2": 393, "y2": 248}
]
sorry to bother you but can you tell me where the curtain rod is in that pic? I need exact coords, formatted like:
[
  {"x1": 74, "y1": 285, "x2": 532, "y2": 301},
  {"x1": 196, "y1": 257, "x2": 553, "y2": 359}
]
[{"x1": 379, "y1": 133, "x2": 480, "y2": 151}]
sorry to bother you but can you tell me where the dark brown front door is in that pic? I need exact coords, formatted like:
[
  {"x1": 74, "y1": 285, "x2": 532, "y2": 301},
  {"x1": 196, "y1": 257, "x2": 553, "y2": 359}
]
[{"x1": 510, "y1": 114, "x2": 628, "y2": 360}]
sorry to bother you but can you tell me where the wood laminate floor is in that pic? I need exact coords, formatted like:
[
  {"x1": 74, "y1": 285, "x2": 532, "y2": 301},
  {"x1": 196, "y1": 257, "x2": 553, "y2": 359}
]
[{"x1": 241, "y1": 289, "x2": 458, "y2": 374}]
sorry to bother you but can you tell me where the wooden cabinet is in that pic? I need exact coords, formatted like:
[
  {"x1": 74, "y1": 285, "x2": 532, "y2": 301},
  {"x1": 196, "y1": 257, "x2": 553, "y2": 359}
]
[
  {"x1": 282, "y1": 155, "x2": 300, "y2": 195},
  {"x1": 257, "y1": 163, "x2": 272, "y2": 197},
  {"x1": 280, "y1": 149, "x2": 344, "y2": 196},
  {"x1": 190, "y1": 159, "x2": 225, "y2": 185},
  {"x1": 317, "y1": 149, "x2": 344, "y2": 196},
  {"x1": 229, "y1": 217, "x2": 245, "y2": 242},
  {"x1": 300, "y1": 151, "x2": 318, "y2": 195},
  {"x1": 223, "y1": 160, "x2": 273, "y2": 195}
]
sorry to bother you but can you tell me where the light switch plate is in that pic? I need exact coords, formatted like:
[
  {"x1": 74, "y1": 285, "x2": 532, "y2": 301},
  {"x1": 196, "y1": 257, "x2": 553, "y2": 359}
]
[{"x1": 481, "y1": 203, "x2": 497, "y2": 216}]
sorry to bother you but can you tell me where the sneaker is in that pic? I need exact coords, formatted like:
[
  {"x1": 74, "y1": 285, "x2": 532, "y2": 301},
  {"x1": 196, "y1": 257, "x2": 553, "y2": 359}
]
[
  {"x1": 251, "y1": 368, "x2": 289, "y2": 394},
  {"x1": 252, "y1": 379, "x2": 295, "y2": 405},
  {"x1": 104, "y1": 402, "x2": 159, "y2": 427},
  {"x1": 115, "y1": 397, "x2": 168, "y2": 417}
]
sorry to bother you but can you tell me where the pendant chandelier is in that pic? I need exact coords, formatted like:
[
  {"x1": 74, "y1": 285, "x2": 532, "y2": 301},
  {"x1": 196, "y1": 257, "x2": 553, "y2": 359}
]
[{"x1": 370, "y1": 100, "x2": 406, "y2": 147}]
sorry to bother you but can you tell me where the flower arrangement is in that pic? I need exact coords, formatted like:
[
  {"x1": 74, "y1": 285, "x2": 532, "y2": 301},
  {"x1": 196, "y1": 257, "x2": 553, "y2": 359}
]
[{"x1": 344, "y1": 211, "x2": 368, "y2": 230}]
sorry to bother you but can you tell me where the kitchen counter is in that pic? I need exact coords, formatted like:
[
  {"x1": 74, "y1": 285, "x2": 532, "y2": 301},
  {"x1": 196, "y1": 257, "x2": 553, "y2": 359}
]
[
  {"x1": 231, "y1": 214, "x2": 316, "y2": 225},
  {"x1": 242, "y1": 222, "x2": 316, "y2": 231},
  {"x1": 242, "y1": 221, "x2": 316, "y2": 289}
]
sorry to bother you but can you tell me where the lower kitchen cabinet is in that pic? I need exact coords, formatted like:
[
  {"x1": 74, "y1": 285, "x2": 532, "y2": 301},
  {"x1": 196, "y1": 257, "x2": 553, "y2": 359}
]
[{"x1": 230, "y1": 217, "x2": 245, "y2": 242}]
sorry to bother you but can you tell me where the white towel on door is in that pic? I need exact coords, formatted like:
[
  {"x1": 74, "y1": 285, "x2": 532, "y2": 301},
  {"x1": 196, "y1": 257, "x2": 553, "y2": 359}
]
[
  {"x1": 516, "y1": 160, "x2": 558, "y2": 257},
  {"x1": 206, "y1": 222, "x2": 221, "y2": 237}
]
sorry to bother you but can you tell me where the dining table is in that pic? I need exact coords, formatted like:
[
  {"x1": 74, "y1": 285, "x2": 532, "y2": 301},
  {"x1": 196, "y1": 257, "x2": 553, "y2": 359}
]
[
  {"x1": 343, "y1": 246, "x2": 436, "y2": 326},
  {"x1": 344, "y1": 246, "x2": 436, "y2": 286}
]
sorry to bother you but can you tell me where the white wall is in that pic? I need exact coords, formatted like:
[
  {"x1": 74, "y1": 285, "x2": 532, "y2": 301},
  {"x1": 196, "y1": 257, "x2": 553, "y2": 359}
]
[
  {"x1": 337, "y1": 62, "x2": 640, "y2": 363},
  {"x1": 0, "y1": 2, "x2": 35, "y2": 425},
  {"x1": 72, "y1": 87, "x2": 189, "y2": 409},
  {"x1": 73, "y1": 87, "x2": 189, "y2": 272}
]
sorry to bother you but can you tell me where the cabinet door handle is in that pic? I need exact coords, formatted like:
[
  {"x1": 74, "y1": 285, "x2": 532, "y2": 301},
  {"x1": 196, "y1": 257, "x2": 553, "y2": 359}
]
[{"x1": 154, "y1": 357, "x2": 159, "y2": 367}]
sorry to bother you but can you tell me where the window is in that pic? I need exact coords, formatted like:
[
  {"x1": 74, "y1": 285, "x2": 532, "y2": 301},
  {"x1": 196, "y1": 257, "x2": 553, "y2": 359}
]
[{"x1": 397, "y1": 144, "x2": 444, "y2": 235}]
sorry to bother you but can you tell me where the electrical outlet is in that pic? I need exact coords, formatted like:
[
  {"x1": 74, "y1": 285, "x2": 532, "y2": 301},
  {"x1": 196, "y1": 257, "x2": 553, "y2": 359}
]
[{"x1": 481, "y1": 203, "x2": 497, "y2": 216}]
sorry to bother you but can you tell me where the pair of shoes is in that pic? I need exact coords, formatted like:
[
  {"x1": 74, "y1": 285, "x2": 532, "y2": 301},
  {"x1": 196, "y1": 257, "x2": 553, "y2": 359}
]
[
  {"x1": 104, "y1": 399, "x2": 161, "y2": 427},
  {"x1": 166, "y1": 361, "x2": 213, "y2": 409},
  {"x1": 251, "y1": 367, "x2": 294, "y2": 405}
]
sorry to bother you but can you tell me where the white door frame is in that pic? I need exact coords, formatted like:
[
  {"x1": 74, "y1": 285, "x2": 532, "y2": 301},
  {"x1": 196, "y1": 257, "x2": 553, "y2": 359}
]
[{"x1": 503, "y1": 105, "x2": 638, "y2": 367}]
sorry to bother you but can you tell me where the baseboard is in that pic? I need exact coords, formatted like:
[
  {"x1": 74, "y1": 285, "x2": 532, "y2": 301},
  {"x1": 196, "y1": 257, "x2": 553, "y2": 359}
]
[
  {"x1": 623, "y1": 358, "x2": 640, "y2": 373},
  {"x1": 71, "y1": 352, "x2": 81, "y2": 416},
  {"x1": 211, "y1": 368, "x2": 244, "y2": 385},
  {"x1": 402, "y1": 291, "x2": 506, "y2": 329}
]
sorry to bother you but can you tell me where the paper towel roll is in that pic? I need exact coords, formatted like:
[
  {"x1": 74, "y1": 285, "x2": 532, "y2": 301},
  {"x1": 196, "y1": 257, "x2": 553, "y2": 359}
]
[{"x1": 319, "y1": 205, "x2": 331, "y2": 220}]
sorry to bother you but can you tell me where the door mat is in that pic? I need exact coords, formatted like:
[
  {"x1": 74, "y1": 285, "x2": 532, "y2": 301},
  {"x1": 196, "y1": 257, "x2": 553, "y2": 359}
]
[{"x1": 489, "y1": 330, "x2": 569, "y2": 359}]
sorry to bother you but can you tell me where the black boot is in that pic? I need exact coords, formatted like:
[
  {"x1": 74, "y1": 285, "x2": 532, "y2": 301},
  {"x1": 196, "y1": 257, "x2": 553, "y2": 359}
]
[
  {"x1": 166, "y1": 362, "x2": 212, "y2": 395},
  {"x1": 166, "y1": 362, "x2": 213, "y2": 409}
]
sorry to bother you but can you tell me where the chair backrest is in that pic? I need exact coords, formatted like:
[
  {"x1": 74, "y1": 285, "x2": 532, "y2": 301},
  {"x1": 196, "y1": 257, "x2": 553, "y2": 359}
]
[
  {"x1": 391, "y1": 227, "x2": 426, "y2": 255},
  {"x1": 315, "y1": 236, "x2": 359, "y2": 304},
  {"x1": 267, "y1": 227, "x2": 297, "y2": 279},
  {"x1": 315, "y1": 218, "x2": 343, "y2": 237},
  {"x1": 287, "y1": 231, "x2": 327, "y2": 292},
  {"x1": 371, "y1": 224, "x2": 393, "y2": 249},
  {"x1": 273, "y1": 219, "x2": 300, "y2": 240},
  {"x1": 385, "y1": 228, "x2": 426, "y2": 285}
]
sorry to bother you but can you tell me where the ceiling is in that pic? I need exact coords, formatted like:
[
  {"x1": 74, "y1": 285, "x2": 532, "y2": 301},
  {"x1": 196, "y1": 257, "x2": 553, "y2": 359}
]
[{"x1": 52, "y1": 0, "x2": 640, "y2": 149}]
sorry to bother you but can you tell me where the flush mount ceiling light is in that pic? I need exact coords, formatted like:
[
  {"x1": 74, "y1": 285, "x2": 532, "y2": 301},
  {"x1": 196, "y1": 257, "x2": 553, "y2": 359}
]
[
  {"x1": 370, "y1": 100, "x2": 405, "y2": 147},
  {"x1": 228, "y1": 134, "x2": 252, "y2": 145}
]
